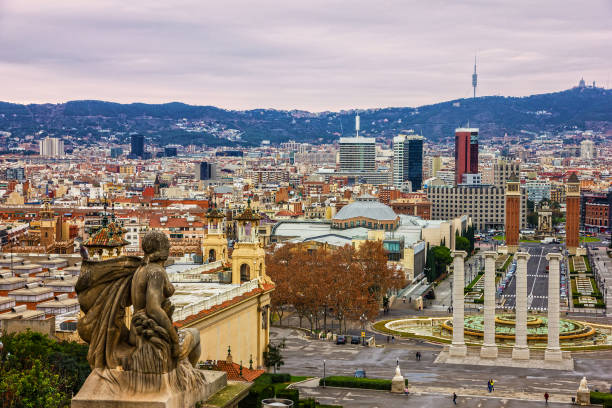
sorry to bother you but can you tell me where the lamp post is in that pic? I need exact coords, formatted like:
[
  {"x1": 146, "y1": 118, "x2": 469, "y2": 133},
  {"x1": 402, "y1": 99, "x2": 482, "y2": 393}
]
[
  {"x1": 323, "y1": 360, "x2": 326, "y2": 388},
  {"x1": 360, "y1": 314, "x2": 367, "y2": 346}
]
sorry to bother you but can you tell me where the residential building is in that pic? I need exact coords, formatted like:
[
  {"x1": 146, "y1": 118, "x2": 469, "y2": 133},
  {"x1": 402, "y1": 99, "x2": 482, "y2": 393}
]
[{"x1": 39, "y1": 137, "x2": 64, "y2": 157}]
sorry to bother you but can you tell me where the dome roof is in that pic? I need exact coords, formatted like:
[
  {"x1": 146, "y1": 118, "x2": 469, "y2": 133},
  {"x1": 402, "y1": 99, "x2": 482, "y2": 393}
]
[{"x1": 333, "y1": 195, "x2": 397, "y2": 221}]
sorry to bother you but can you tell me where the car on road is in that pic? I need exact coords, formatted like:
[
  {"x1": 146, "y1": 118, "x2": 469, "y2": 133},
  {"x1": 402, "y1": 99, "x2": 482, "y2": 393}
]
[
  {"x1": 350, "y1": 336, "x2": 361, "y2": 345},
  {"x1": 336, "y1": 335, "x2": 346, "y2": 345},
  {"x1": 354, "y1": 369, "x2": 366, "y2": 378}
]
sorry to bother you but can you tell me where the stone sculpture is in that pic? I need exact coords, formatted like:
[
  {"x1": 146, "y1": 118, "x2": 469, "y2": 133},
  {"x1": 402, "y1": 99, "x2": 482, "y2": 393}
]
[
  {"x1": 576, "y1": 376, "x2": 590, "y2": 405},
  {"x1": 72, "y1": 231, "x2": 220, "y2": 407}
]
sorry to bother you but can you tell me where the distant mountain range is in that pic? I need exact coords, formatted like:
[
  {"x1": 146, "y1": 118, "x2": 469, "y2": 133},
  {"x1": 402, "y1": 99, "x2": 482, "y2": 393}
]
[{"x1": 0, "y1": 86, "x2": 610, "y2": 148}]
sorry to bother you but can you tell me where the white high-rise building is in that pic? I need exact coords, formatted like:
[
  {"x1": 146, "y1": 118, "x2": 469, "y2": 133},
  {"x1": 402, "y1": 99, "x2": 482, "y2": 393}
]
[
  {"x1": 39, "y1": 137, "x2": 65, "y2": 157},
  {"x1": 580, "y1": 139, "x2": 594, "y2": 160}
]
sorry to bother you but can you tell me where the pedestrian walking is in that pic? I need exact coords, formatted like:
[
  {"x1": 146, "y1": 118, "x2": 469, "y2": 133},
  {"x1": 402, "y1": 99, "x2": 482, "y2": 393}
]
[
  {"x1": 391, "y1": 335, "x2": 395, "y2": 343},
  {"x1": 487, "y1": 380, "x2": 492, "y2": 393},
  {"x1": 452, "y1": 392, "x2": 457, "y2": 405},
  {"x1": 544, "y1": 392, "x2": 549, "y2": 404},
  {"x1": 490, "y1": 379, "x2": 495, "y2": 392}
]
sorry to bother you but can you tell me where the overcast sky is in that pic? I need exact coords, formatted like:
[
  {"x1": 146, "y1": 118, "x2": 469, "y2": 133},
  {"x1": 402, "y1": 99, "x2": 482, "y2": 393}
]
[{"x1": 0, "y1": 1, "x2": 610, "y2": 111}]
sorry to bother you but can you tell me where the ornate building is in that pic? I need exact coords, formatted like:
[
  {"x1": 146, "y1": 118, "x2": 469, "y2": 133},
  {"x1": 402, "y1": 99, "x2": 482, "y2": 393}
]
[
  {"x1": 202, "y1": 204, "x2": 228, "y2": 264},
  {"x1": 83, "y1": 211, "x2": 129, "y2": 260},
  {"x1": 231, "y1": 201, "x2": 268, "y2": 285}
]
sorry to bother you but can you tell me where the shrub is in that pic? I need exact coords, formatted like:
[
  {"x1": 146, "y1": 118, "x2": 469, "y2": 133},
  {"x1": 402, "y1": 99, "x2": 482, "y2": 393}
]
[
  {"x1": 269, "y1": 373, "x2": 292, "y2": 383},
  {"x1": 590, "y1": 391, "x2": 612, "y2": 406},
  {"x1": 276, "y1": 388, "x2": 300, "y2": 405},
  {"x1": 318, "y1": 376, "x2": 407, "y2": 391}
]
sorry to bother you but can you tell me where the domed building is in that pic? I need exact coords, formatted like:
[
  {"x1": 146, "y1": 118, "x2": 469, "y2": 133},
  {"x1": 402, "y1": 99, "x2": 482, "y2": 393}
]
[{"x1": 332, "y1": 194, "x2": 399, "y2": 230}]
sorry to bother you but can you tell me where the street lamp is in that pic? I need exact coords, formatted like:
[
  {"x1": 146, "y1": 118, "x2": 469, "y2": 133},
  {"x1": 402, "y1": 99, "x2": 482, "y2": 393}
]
[
  {"x1": 360, "y1": 314, "x2": 367, "y2": 346},
  {"x1": 323, "y1": 360, "x2": 326, "y2": 388}
]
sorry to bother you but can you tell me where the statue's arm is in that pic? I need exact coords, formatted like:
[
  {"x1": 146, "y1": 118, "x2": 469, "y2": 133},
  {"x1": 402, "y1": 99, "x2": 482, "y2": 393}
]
[{"x1": 146, "y1": 268, "x2": 180, "y2": 350}]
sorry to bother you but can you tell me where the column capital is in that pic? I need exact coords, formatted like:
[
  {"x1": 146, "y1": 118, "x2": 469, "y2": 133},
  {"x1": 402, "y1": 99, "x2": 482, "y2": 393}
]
[
  {"x1": 546, "y1": 252, "x2": 563, "y2": 261},
  {"x1": 452, "y1": 250, "x2": 467, "y2": 259},
  {"x1": 483, "y1": 251, "x2": 497, "y2": 259},
  {"x1": 515, "y1": 251, "x2": 531, "y2": 261}
]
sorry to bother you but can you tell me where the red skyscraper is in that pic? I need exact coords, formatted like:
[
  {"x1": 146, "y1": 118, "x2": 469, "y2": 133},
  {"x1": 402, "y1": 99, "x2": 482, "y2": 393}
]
[{"x1": 455, "y1": 128, "x2": 479, "y2": 186}]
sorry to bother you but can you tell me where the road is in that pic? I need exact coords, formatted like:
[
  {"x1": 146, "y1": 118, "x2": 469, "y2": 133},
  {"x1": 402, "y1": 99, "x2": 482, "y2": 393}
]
[
  {"x1": 501, "y1": 243, "x2": 563, "y2": 311},
  {"x1": 272, "y1": 327, "x2": 612, "y2": 406}
]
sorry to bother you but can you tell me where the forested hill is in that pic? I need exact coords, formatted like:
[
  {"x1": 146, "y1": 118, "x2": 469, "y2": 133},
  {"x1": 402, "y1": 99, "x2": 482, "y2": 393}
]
[{"x1": 0, "y1": 86, "x2": 610, "y2": 147}]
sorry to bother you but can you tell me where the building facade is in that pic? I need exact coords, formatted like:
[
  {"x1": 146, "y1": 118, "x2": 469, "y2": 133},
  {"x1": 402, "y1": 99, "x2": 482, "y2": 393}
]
[
  {"x1": 427, "y1": 184, "x2": 527, "y2": 232},
  {"x1": 130, "y1": 134, "x2": 145, "y2": 158},
  {"x1": 339, "y1": 137, "x2": 376, "y2": 172},
  {"x1": 39, "y1": 137, "x2": 64, "y2": 157},
  {"x1": 393, "y1": 133, "x2": 423, "y2": 190},
  {"x1": 454, "y1": 128, "x2": 478, "y2": 186},
  {"x1": 565, "y1": 173, "x2": 580, "y2": 254}
]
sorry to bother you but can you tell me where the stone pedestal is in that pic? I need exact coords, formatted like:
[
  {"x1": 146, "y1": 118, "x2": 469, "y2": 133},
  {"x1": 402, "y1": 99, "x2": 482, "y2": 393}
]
[
  {"x1": 480, "y1": 251, "x2": 498, "y2": 359},
  {"x1": 390, "y1": 365, "x2": 406, "y2": 393},
  {"x1": 545, "y1": 252, "x2": 563, "y2": 361},
  {"x1": 576, "y1": 376, "x2": 590, "y2": 406},
  {"x1": 72, "y1": 369, "x2": 227, "y2": 408},
  {"x1": 512, "y1": 252, "x2": 530, "y2": 361},
  {"x1": 449, "y1": 251, "x2": 467, "y2": 357}
]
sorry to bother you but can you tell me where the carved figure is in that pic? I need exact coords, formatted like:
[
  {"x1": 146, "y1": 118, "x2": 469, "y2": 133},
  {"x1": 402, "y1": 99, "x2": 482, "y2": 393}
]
[{"x1": 76, "y1": 231, "x2": 206, "y2": 394}]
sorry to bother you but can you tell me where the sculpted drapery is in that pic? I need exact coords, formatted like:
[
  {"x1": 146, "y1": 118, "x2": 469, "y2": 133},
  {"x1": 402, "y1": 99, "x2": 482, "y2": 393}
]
[{"x1": 75, "y1": 231, "x2": 206, "y2": 393}]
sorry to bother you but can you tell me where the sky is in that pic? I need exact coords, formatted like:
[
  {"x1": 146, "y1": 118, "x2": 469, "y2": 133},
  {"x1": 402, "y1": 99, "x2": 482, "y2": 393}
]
[{"x1": 0, "y1": 0, "x2": 610, "y2": 111}]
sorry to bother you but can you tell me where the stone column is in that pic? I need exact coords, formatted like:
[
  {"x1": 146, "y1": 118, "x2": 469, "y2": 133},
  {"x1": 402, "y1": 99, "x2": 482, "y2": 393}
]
[
  {"x1": 480, "y1": 251, "x2": 498, "y2": 358},
  {"x1": 512, "y1": 252, "x2": 530, "y2": 360},
  {"x1": 545, "y1": 252, "x2": 563, "y2": 361},
  {"x1": 449, "y1": 251, "x2": 467, "y2": 357}
]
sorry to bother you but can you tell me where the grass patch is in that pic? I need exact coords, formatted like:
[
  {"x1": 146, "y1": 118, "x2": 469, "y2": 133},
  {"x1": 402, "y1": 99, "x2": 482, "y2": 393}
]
[
  {"x1": 581, "y1": 236, "x2": 601, "y2": 243},
  {"x1": 569, "y1": 257, "x2": 575, "y2": 273},
  {"x1": 464, "y1": 272, "x2": 484, "y2": 292},
  {"x1": 501, "y1": 256, "x2": 513, "y2": 272},
  {"x1": 493, "y1": 235, "x2": 505, "y2": 241}
]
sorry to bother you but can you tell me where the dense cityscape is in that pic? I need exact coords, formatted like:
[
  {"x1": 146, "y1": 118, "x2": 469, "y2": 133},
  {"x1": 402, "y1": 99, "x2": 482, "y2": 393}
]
[{"x1": 1, "y1": 1, "x2": 611, "y2": 408}]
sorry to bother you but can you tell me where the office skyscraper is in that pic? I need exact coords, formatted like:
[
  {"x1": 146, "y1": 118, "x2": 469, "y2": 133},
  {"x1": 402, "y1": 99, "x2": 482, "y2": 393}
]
[
  {"x1": 195, "y1": 162, "x2": 217, "y2": 181},
  {"x1": 455, "y1": 128, "x2": 479, "y2": 186},
  {"x1": 339, "y1": 137, "x2": 376, "y2": 172},
  {"x1": 393, "y1": 133, "x2": 423, "y2": 190},
  {"x1": 130, "y1": 134, "x2": 145, "y2": 158}
]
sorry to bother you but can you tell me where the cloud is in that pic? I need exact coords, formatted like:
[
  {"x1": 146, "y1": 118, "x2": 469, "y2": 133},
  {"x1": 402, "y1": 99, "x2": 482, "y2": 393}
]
[{"x1": 0, "y1": 0, "x2": 610, "y2": 110}]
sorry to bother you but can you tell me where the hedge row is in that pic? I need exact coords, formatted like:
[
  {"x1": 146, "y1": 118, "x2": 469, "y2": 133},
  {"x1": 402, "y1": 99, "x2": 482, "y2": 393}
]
[
  {"x1": 319, "y1": 376, "x2": 407, "y2": 390},
  {"x1": 591, "y1": 391, "x2": 612, "y2": 407}
]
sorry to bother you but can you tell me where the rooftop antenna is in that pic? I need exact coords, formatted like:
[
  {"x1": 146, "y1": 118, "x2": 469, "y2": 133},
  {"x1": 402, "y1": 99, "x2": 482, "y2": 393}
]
[
  {"x1": 472, "y1": 55, "x2": 478, "y2": 99},
  {"x1": 355, "y1": 114, "x2": 360, "y2": 138}
]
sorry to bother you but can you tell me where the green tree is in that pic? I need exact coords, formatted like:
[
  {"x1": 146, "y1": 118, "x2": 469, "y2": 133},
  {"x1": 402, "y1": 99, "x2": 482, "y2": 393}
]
[
  {"x1": 263, "y1": 343, "x2": 284, "y2": 374},
  {"x1": 0, "y1": 360, "x2": 68, "y2": 408},
  {"x1": 527, "y1": 213, "x2": 538, "y2": 227},
  {"x1": 455, "y1": 236, "x2": 470, "y2": 253},
  {"x1": 425, "y1": 246, "x2": 452, "y2": 283}
]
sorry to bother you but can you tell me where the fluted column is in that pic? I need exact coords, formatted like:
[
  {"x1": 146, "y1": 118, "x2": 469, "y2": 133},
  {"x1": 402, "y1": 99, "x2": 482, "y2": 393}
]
[
  {"x1": 545, "y1": 252, "x2": 563, "y2": 361},
  {"x1": 449, "y1": 251, "x2": 467, "y2": 357},
  {"x1": 512, "y1": 252, "x2": 530, "y2": 360},
  {"x1": 480, "y1": 251, "x2": 498, "y2": 358}
]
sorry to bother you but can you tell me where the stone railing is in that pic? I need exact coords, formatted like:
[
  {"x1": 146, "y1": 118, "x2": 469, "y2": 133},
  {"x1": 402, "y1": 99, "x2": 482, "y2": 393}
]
[{"x1": 173, "y1": 278, "x2": 259, "y2": 322}]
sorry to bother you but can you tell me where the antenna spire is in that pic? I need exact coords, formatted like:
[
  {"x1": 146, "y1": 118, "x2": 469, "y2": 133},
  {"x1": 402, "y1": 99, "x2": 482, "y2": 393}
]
[{"x1": 472, "y1": 55, "x2": 478, "y2": 99}]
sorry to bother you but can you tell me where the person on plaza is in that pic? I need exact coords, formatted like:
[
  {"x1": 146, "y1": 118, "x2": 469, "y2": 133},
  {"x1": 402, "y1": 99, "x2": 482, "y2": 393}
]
[
  {"x1": 391, "y1": 335, "x2": 395, "y2": 343},
  {"x1": 487, "y1": 380, "x2": 492, "y2": 393},
  {"x1": 404, "y1": 387, "x2": 409, "y2": 395},
  {"x1": 544, "y1": 392, "x2": 549, "y2": 404},
  {"x1": 490, "y1": 379, "x2": 495, "y2": 391},
  {"x1": 452, "y1": 392, "x2": 457, "y2": 405}
]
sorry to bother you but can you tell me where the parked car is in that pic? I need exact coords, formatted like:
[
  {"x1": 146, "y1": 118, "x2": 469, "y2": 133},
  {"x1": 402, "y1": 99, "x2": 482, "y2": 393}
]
[
  {"x1": 354, "y1": 369, "x2": 366, "y2": 378},
  {"x1": 350, "y1": 336, "x2": 361, "y2": 345},
  {"x1": 336, "y1": 335, "x2": 347, "y2": 345}
]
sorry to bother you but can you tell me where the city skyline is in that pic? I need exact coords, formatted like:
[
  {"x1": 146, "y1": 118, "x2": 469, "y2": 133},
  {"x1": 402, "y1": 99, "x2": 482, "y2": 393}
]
[{"x1": 0, "y1": 0, "x2": 610, "y2": 111}]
